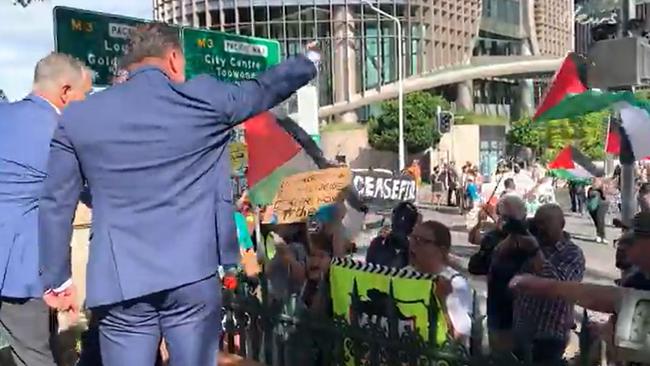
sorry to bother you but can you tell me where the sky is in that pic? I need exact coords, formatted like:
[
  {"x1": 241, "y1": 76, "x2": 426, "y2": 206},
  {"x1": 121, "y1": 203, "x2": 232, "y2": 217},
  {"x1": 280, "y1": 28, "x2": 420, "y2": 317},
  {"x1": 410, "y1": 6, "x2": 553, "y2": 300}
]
[{"x1": 0, "y1": 0, "x2": 152, "y2": 101}]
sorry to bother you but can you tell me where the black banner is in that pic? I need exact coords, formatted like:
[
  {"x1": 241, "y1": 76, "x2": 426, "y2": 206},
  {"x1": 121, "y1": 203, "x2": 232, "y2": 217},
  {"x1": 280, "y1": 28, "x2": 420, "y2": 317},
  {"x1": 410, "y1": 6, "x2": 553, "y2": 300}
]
[{"x1": 352, "y1": 171, "x2": 416, "y2": 204}]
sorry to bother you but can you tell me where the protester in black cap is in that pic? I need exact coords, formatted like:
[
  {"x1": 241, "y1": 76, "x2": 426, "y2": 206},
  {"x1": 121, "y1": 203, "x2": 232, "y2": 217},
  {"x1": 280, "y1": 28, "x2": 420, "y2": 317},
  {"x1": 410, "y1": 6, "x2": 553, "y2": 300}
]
[{"x1": 366, "y1": 202, "x2": 420, "y2": 269}]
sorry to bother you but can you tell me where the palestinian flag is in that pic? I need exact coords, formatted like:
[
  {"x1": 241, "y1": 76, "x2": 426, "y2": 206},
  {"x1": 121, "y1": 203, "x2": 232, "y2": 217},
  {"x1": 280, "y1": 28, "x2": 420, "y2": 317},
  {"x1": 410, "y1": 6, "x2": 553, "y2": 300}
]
[
  {"x1": 548, "y1": 145, "x2": 604, "y2": 181},
  {"x1": 605, "y1": 120, "x2": 621, "y2": 155},
  {"x1": 244, "y1": 112, "x2": 367, "y2": 238},
  {"x1": 533, "y1": 53, "x2": 588, "y2": 122},
  {"x1": 244, "y1": 112, "x2": 325, "y2": 206},
  {"x1": 616, "y1": 98, "x2": 650, "y2": 162}
]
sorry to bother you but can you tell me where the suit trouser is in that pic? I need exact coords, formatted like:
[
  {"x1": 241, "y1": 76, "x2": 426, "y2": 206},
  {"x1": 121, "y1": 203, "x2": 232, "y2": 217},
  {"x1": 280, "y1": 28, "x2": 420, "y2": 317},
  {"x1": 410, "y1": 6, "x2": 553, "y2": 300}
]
[
  {"x1": 94, "y1": 275, "x2": 221, "y2": 366},
  {"x1": 0, "y1": 297, "x2": 57, "y2": 366}
]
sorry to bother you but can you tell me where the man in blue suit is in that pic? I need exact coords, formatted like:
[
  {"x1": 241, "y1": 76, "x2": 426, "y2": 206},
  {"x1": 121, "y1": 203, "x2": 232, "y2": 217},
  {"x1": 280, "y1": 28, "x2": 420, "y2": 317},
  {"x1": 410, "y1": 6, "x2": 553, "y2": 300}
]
[
  {"x1": 0, "y1": 53, "x2": 92, "y2": 366},
  {"x1": 39, "y1": 23, "x2": 318, "y2": 366}
]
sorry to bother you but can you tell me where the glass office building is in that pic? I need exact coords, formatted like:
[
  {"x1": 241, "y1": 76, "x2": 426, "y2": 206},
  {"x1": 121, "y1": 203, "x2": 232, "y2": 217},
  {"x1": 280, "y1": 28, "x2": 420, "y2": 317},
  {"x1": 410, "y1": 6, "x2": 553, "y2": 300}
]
[{"x1": 154, "y1": 0, "x2": 573, "y2": 121}]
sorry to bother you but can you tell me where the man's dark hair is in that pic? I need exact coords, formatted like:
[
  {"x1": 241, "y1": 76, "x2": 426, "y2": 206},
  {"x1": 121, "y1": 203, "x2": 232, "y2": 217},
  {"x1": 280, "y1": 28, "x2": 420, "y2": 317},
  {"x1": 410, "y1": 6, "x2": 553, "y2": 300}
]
[
  {"x1": 504, "y1": 178, "x2": 515, "y2": 189},
  {"x1": 119, "y1": 23, "x2": 182, "y2": 69},
  {"x1": 513, "y1": 165, "x2": 521, "y2": 174}
]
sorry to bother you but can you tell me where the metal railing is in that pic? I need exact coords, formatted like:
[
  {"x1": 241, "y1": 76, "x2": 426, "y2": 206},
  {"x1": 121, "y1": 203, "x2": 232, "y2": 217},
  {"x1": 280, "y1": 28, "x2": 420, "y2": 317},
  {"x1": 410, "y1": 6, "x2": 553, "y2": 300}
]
[
  {"x1": 0, "y1": 272, "x2": 596, "y2": 366},
  {"x1": 220, "y1": 273, "x2": 595, "y2": 366}
]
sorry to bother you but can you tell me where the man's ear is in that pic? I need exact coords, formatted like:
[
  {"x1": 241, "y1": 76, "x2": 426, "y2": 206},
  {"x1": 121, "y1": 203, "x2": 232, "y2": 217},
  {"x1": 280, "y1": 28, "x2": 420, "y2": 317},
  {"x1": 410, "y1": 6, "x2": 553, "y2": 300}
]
[{"x1": 60, "y1": 84, "x2": 72, "y2": 106}]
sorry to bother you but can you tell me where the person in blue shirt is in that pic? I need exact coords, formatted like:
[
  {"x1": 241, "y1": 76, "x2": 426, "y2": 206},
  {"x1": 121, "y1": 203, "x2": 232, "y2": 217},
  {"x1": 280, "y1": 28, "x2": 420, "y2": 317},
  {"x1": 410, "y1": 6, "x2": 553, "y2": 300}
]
[{"x1": 466, "y1": 175, "x2": 481, "y2": 207}]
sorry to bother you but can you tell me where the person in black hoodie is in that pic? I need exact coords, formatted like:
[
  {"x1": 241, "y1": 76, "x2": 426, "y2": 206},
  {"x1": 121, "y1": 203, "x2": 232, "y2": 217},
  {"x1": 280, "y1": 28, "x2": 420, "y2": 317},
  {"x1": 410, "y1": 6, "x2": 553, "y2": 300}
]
[
  {"x1": 366, "y1": 202, "x2": 419, "y2": 269},
  {"x1": 468, "y1": 195, "x2": 532, "y2": 353}
]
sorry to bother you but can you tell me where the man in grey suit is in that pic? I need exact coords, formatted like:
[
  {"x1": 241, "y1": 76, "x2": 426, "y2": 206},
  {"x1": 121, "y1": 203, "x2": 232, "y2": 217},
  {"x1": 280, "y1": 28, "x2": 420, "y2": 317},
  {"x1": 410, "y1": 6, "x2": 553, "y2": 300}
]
[
  {"x1": 38, "y1": 23, "x2": 318, "y2": 365},
  {"x1": 0, "y1": 53, "x2": 92, "y2": 366}
]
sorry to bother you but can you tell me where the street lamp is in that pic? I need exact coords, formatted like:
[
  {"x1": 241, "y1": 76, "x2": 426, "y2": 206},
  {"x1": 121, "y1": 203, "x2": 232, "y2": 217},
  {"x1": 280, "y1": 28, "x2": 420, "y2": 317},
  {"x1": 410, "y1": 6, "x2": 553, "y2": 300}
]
[{"x1": 361, "y1": 0, "x2": 405, "y2": 171}]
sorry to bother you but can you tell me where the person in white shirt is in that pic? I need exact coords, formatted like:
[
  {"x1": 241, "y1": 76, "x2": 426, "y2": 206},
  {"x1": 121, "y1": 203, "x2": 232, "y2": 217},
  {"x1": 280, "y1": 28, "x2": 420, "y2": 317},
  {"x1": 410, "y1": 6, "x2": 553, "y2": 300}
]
[{"x1": 408, "y1": 220, "x2": 474, "y2": 345}]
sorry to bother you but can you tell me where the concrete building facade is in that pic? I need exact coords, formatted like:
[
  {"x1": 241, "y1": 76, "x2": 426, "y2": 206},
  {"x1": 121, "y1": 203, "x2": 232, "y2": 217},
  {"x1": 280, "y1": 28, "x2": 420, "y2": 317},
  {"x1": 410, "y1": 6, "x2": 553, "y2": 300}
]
[{"x1": 153, "y1": 0, "x2": 574, "y2": 121}]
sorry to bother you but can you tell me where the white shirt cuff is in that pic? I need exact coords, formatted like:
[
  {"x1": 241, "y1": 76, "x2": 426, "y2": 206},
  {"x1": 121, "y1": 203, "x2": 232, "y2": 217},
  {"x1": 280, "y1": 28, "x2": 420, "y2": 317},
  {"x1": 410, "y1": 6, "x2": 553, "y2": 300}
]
[
  {"x1": 305, "y1": 50, "x2": 321, "y2": 67},
  {"x1": 51, "y1": 279, "x2": 73, "y2": 294}
]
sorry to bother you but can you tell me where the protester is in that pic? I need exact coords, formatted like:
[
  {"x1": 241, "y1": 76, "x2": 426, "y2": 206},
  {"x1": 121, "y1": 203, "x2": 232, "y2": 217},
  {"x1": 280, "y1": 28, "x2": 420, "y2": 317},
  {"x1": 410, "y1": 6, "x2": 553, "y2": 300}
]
[
  {"x1": 407, "y1": 221, "x2": 474, "y2": 346},
  {"x1": 467, "y1": 205, "x2": 497, "y2": 245},
  {"x1": 509, "y1": 213, "x2": 650, "y2": 365},
  {"x1": 37, "y1": 23, "x2": 319, "y2": 365},
  {"x1": 500, "y1": 178, "x2": 519, "y2": 198},
  {"x1": 468, "y1": 195, "x2": 528, "y2": 353},
  {"x1": 463, "y1": 174, "x2": 482, "y2": 227},
  {"x1": 406, "y1": 159, "x2": 422, "y2": 192},
  {"x1": 0, "y1": 53, "x2": 92, "y2": 366},
  {"x1": 445, "y1": 162, "x2": 460, "y2": 207},
  {"x1": 569, "y1": 180, "x2": 587, "y2": 214},
  {"x1": 511, "y1": 204, "x2": 585, "y2": 364},
  {"x1": 265, "y1": 225, "x2": 308, "y2": 304},
  {"x1": 637, "y1": 182, "x2": 650, "y2": 213},
  {"x1": 431, "y1": 166, "x2": 445, "y2": 208},
  {"x1": 302, "y1": 230, "x2": 335, "y2": 315},
  {"x1": 587, "y1": 182, "x2": 609, "y2": 243},
  {"x1": 366, "y1": 202, "x2": 419, "y2": 268},
  {"x1": 615, "y1": 232, "x2": 637, "y2": 283}
]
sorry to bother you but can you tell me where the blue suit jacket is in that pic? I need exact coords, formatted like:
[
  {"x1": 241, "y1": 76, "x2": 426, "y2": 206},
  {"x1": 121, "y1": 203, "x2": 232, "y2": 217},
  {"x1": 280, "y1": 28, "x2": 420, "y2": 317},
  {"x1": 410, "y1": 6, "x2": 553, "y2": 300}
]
[
  {"x1": 0, "y1": 95, "x2": 58, "y2": 298},
  {"x1": 39, "y1": 55, "x2": 316, "y2": 308}
]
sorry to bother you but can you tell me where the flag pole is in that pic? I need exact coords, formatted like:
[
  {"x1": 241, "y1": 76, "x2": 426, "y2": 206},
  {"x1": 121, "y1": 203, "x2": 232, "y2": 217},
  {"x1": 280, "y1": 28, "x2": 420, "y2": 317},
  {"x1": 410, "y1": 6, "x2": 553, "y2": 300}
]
[{"x1": 618, "y1": 0, "x2": 637, "y2": 227}]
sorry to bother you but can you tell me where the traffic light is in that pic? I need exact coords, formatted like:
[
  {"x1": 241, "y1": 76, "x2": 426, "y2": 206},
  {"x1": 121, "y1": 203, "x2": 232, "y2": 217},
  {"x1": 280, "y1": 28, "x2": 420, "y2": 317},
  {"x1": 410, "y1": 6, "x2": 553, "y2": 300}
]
[{"x1": 437, "y1": 111, "x2": 454, "y2": 134}]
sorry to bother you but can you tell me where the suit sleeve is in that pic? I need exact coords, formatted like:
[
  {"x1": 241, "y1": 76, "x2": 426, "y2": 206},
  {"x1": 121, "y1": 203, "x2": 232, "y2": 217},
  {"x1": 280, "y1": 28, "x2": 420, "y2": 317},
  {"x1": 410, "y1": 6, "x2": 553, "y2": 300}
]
[
  {"x1": 39, "y1": 122, "x2": 84, "y2": 291},
  {"x1": 198, "y1": 55, "x2": 317, "y2": 127}
]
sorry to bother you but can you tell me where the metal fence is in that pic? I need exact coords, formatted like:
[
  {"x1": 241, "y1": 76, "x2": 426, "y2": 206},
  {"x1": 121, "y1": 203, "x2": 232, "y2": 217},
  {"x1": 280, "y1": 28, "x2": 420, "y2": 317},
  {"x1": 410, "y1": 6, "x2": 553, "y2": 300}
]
[
  {"x1": 221, "y1": 273, "x2": 595, "y2": 366},
  {"x1": 0, "y1": 272, "x2": 596, "y2": 366}
]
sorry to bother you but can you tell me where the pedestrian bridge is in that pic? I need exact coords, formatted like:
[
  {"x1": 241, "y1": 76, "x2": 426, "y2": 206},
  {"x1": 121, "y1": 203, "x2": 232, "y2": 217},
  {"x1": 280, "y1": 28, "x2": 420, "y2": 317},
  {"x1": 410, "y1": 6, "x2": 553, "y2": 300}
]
[{"x1": 318, "y1": 56, "x2": 563, "y2": 118}]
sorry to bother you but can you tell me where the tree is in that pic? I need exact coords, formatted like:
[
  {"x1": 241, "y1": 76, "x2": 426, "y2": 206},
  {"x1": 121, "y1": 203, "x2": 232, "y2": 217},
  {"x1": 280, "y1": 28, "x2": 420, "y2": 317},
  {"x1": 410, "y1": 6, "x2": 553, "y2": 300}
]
[
  {"x1": 368, "y1": 91, "x2": 449, "y2": 153},
  {"x1": 507, "y1": 111, "x2": 608, "y2": 162},
  {"x1": 506, "y1": 118, "x2": 543, "y2": 157}
]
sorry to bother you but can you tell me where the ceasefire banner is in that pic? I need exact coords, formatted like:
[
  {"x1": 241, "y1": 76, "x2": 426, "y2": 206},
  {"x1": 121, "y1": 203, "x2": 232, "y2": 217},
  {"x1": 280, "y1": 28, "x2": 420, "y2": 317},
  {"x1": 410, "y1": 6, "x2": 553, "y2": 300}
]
[{"x1": 329, "y1": 257, "x2": 447, "y2": 366}]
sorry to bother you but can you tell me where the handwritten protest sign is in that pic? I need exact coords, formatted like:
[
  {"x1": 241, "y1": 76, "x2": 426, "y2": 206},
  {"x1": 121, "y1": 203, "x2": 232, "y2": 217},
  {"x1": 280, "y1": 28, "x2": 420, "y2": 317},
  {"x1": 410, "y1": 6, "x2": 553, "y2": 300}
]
[{"x1": 270, "y1": 167, "x2": 352, "y2": 224}]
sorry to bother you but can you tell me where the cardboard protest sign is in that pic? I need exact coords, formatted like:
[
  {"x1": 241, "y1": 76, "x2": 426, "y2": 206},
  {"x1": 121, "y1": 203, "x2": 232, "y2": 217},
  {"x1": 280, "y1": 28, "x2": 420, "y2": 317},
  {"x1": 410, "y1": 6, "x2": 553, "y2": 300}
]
[
  {"x1": 270, "y1": 167, "x2": 351, "y2": 224},
  {"x1": 480, "y1": 172, "x2": 556, "y2": 217}
]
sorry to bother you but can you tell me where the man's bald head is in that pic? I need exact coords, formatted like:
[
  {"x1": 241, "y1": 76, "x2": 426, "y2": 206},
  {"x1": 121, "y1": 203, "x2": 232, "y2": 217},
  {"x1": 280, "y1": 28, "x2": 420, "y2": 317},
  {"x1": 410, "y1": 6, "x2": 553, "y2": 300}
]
[
  {"x1": 32, "y1": 52, "x2": 92, "y2": 110},
  {"x1": 535, "y1": 204, "x2": 565, "y2": 245}
]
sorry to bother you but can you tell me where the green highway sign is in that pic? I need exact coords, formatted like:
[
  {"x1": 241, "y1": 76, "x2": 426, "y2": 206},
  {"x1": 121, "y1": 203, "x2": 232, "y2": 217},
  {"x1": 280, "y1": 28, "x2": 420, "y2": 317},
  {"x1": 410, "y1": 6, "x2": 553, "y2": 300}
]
[
  {"x1": 183, "y1": 28, "x2": 281, "y2": 81},
  {"x1": 54, "y1": 7, "x2": 282, "y2": 86},
  {"x1": 53, "y1": 6, "x2": 157, "y2": 86}
]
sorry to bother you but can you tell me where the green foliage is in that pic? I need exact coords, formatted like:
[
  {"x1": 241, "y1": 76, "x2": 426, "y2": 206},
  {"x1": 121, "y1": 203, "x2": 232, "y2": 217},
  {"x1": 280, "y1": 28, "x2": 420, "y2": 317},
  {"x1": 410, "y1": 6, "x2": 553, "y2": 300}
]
[
  {"x1": 507, "y1": 111, "x2": 608, "y2": 162},
  {"x1": 368, "y1": 92, "x2": 449, "y2": 153},
  {"x1": 506, "y1": 118, "x2": 543, "y2": 153}
]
